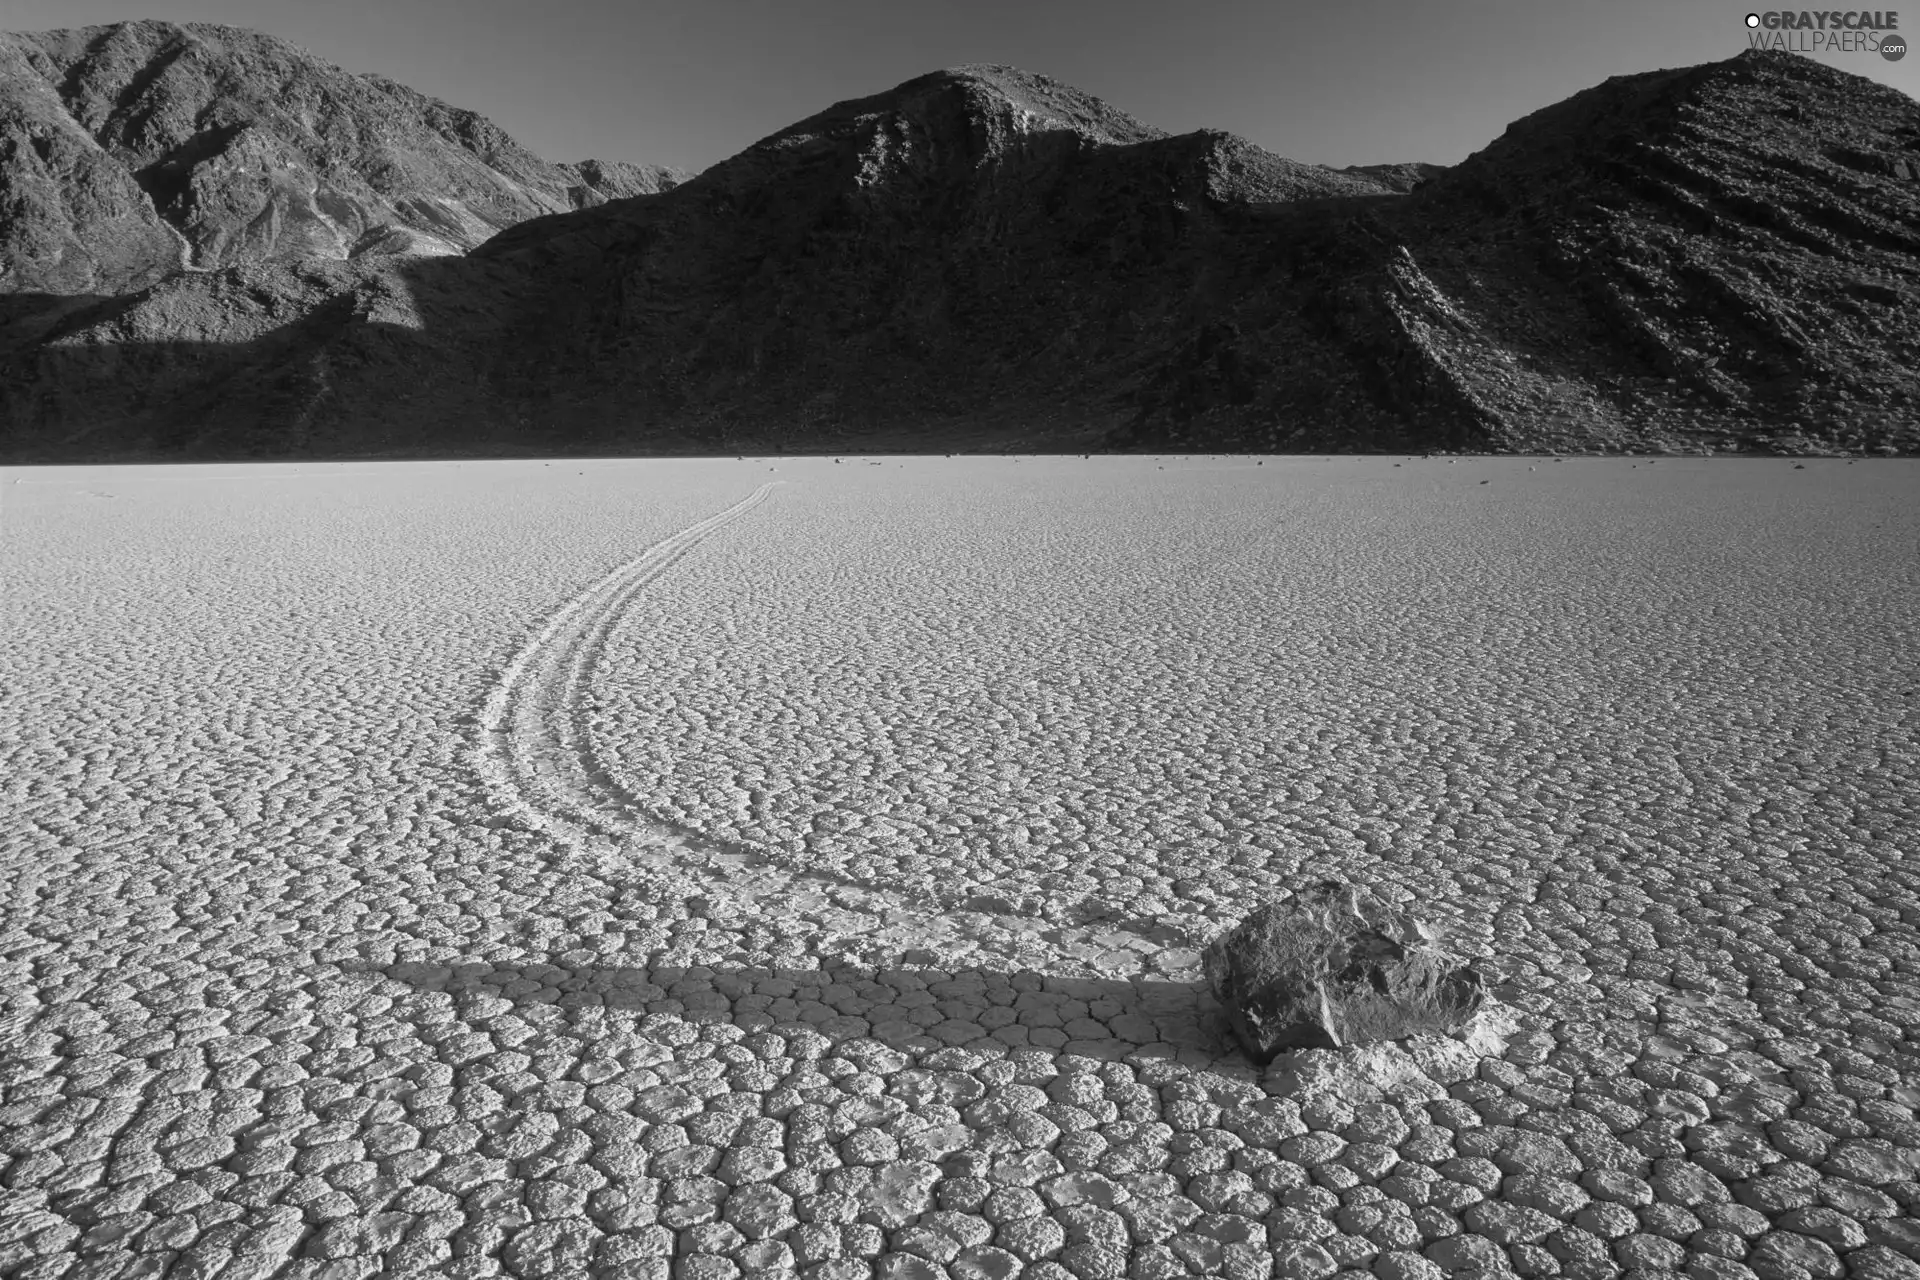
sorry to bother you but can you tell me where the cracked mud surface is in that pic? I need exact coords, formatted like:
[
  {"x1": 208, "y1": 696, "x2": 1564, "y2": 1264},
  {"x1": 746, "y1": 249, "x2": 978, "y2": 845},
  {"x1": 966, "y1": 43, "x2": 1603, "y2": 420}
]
[{"x1": 3, "y1": 455, "x2": 1918, "y2": 1280}]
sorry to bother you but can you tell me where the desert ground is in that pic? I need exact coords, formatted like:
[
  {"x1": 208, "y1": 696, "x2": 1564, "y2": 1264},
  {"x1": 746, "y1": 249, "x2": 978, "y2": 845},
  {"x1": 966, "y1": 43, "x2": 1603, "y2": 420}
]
[{"x1": 2, "y1": 454, "x2": 1917, "y2": 1280}]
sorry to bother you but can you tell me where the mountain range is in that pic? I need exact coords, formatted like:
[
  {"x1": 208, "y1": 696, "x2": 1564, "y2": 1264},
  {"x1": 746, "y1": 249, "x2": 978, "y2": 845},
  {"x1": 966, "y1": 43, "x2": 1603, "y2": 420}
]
[{"x1": 2, "y1": 20, "x2": 1916, "y2": 460}]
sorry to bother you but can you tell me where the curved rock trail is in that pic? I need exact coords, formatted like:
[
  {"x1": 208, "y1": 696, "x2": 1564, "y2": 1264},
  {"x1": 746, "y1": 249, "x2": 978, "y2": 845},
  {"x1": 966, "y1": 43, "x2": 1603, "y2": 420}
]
[{"x1": 468, "y1": 481, "x2": 1207, "y2": 987}]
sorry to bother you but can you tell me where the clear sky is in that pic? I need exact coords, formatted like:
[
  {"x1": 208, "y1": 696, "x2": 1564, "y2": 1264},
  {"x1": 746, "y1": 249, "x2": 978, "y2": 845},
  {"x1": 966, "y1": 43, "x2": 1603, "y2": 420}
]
[{"x1": 7, "y1": 1, "x2": 1915, "y2": 173}]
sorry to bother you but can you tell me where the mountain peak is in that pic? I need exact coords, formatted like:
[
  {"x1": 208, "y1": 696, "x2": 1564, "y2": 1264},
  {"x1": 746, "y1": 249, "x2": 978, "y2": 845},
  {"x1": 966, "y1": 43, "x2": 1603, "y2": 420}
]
[
  {"x1": 742, "y1": 62, "x2": 1168, "y2": 162},
  {"x1": 928, "y1": 62, "x2": 1171, "y2": 146}
]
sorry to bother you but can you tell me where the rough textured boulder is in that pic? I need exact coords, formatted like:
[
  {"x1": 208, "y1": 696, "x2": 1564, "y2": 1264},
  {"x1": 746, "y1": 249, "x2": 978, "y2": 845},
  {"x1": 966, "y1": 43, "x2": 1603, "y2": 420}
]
[{"x1": 1202, "y1": 881, "x2": 1490, "y2": 1064}]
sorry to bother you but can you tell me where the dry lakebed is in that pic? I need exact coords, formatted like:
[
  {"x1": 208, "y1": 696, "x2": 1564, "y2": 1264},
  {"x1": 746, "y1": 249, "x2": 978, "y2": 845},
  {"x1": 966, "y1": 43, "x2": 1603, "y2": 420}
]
[{"x1": 2, "y1": 454, "x2": 1917, "y2": 1280}]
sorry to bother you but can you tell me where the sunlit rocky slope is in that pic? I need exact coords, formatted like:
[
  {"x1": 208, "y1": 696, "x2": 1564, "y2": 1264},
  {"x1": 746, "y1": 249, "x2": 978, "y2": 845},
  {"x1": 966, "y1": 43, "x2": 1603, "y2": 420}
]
[
  {"x1": 0, "y1": 22, "x2": 685, "y2": 339},
  {"x1": 1, "y1": 34, "x2": 1915, "y2": 459}
]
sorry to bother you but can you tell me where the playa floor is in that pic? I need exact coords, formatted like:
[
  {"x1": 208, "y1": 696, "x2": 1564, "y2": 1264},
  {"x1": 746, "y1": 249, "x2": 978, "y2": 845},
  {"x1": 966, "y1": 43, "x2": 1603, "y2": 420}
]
[{"x1": 3, "y1": 455, "x2": 1917, "y2": 1280}]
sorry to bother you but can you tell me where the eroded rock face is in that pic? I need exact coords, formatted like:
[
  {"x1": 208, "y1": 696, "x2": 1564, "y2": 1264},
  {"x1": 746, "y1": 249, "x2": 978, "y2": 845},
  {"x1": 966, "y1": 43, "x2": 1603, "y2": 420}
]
[
  {"x1": 0, "y1": 21, "x2": 690, "y2": 296},
  {"x1": 0, "y1": 37, "x2": 183, "y2": 300},
  {"x1": 1202, "y1": 881, "x2": 1490, "y2": 1064}
]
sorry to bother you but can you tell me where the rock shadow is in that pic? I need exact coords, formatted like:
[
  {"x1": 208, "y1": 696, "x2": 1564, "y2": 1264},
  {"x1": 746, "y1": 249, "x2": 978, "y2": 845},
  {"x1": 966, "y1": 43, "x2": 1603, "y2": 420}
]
[{"x1": 352, "y1": 943, "x2": 1251, "y2": 1084}]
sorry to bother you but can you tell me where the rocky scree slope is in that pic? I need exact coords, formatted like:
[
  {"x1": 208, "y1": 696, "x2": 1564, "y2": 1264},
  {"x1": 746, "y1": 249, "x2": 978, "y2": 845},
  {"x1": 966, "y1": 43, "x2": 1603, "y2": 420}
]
[
  {"x1": 3, "y1": 47, "x2": 1917, "y2": 460},
  {"x1": 1343, "y1": 47, "x2": 1920, "y2": 456},
  {"x1": 0, "y1": 21, "x2": 685, "y2": 348}
]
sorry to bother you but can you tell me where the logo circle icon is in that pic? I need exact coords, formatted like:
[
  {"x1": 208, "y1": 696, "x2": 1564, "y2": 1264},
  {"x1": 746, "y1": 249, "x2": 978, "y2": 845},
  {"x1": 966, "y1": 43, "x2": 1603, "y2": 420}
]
[
  {"x1": 1746, "y1": 12, "x2": 1761, "y2": 26},
  {"x1": 1883, "y1": 33, "x2": 1908, "y2": 60}
]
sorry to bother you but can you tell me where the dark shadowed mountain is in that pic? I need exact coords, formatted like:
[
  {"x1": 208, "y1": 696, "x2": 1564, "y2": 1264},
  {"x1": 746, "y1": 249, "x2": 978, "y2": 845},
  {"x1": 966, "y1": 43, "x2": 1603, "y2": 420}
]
[{"x1": 2, "y1": 36, "x2": 1916, "y2": 461}]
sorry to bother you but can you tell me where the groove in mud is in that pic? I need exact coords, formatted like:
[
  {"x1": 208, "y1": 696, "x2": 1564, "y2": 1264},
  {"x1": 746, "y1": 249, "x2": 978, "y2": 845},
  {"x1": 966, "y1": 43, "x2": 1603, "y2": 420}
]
[{"x1": 466, "y1": 482, "x2": 1210, "y2": 984}]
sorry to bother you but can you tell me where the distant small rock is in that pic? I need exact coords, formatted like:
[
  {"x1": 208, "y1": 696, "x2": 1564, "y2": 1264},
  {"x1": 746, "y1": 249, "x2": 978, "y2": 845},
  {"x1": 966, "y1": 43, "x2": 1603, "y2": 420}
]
[{"x1": 1202, "y1": 880, "x2": 1490, "y2": 1064}]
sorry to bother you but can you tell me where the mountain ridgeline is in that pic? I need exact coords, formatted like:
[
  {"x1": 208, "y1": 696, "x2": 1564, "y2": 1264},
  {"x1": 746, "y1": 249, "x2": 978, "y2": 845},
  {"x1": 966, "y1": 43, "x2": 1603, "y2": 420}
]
[{"x1": 2, "y1": 23, "x2": 1916, "y2": 460}]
